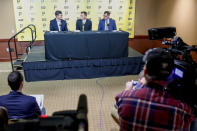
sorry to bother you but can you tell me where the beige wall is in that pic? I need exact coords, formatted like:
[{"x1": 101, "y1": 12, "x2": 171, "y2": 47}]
[
  {"x1": 154, "y1": 0, "x2": 197, "y2": 45},
  {"x1": 135, "y1": 0, "x2": 158, "y2": 35},
  {"x1": 0, "y1": 0, "x2": 196, "y2": 45},
  {"x1": 135, "y1": 0, "x2": 197, "y2": 45},
  {"x1": 0, "y1": 0, "x2": 16, "y2": 39}
]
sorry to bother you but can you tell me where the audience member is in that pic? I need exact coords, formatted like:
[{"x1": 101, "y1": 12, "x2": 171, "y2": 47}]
[{"x1": 0, "y1": 71, "x2": 41, "y2": 119}]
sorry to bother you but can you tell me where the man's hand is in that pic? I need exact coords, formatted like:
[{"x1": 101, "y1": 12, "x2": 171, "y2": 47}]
[{"x1": 125, "y1": 80, "x2": 136, "y2": 91}]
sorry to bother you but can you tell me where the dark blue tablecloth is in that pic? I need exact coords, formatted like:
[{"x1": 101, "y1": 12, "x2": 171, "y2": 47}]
[{"x1": 44, "y1": 31, "x2": 129, "y2": 60}]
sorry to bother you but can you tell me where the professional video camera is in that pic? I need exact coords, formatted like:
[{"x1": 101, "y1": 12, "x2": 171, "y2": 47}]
[
  {"x1": 5, "y1": 94, "x2": 88, "y2": 131},
  {"x1": 148, "y1": 27, "x2": 197, "y2": 107}
]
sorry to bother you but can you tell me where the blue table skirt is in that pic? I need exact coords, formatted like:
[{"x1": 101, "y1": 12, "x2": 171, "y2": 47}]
[
  {"x1": 45, "y1": 31, "x2": 129, "y2": 61},
  {"x1": 23, "y1": 56, "x2": 144, "y2": 82}
]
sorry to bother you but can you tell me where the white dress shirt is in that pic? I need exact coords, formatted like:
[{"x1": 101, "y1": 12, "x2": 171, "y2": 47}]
[
  {"x1": 56, "y1": 18, "x2": 61, "y2": 31},
  {"x1": 105, "y1": 19, "x2": 110, "y2": 31},
  {"x1": 82, "y1": 19, "x2": 86, "y2": 25},
  {"x1": 82, "y1": 19, "x2": 86, "y2": 31}
]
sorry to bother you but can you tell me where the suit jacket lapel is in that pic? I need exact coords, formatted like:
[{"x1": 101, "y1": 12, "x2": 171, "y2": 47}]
[
  {"x1": 80, "y1": 20, "x2": 83, "y2": 30},
  {"x1": 61, "y1": 19, "x2": 64, "y2": 31},
  {"x1": 109, "y1": 19, "x2": 112, "y2": 30},
  {"x1": 103, "y1": 19, "x2": 105, "y2": 30}
]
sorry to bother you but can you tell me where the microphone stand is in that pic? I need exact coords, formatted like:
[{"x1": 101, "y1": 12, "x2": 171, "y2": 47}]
[
  {"x1": 59, "y1": 23, "x2": 62, "y2": 31},
  {"x1": 82, "y1": 24, "x2": 85, "y2": 32},
  {"x1": 107, "y1": 23, "x2": 109, "y2": 31}
]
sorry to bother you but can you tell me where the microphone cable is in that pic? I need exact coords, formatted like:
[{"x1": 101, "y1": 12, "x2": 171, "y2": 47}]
[{"x1": 96, "y1": 77, "x2": 105, "y2": 131}]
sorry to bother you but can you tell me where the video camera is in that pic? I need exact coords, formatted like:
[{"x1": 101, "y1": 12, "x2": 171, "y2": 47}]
[
  {"x1": 148, "y1": 27, "x2": 197, "y2": 107},
  {"x1": 5, "y1": 94, "x2": 88, "y2": 131}
]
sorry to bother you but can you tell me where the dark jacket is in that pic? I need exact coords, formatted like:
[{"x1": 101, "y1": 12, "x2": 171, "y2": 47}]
[
  {"x1": 0, "y1": 91, "x2": 41, "y2": 119},
  {"x1": 76, "y1": 19, "x2": 92, "y2": 31},
  {"x1": 50, "y1": 18, "x2": 68, "y2": 31},
  {"x1": 98, "y1": 18, "x2": 117, "y2": 31}
]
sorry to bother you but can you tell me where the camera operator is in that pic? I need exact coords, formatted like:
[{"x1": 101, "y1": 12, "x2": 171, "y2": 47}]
[{"x1": 115, "y1": 48, "x2": 195, "y2": 131}]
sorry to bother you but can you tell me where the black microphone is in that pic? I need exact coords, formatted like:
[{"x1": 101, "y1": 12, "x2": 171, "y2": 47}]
[
  {"x1": 77, "y1": 94, "x2": 88, "y2": 131},
  {"x1": 59, "y1": 23, "x2": 62, "y2": 31},
  {"x1": 107, "y1": 22, "x2": 110, "y2": 27},
  {"x1": 106, "y1": 21, "x2": 110, "y2": 31},
  {"x1": 59, "y1": 21, "x2": 62, "y2": 27},
  {"x1": 77, "y1": 94, "x2": 88, "y2": 114}
]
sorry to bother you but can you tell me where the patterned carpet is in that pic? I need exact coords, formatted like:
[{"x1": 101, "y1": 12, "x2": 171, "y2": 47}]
[{"x1": 0, "y1": 71, "x2": 138, "y2": 131}]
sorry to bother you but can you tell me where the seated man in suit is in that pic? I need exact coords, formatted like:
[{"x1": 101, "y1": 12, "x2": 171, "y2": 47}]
[
  {"x1": 50, "y1": 10, "x2": 68, "y2": 31},
  {"x1": 98, "y1": 11, "x2": 117, "y2": 31},
  {"x1": 0, "y1": 71, "x2": 41, "y2": 119},
  {"x1": 76, "y1": 11, "x2": 92, "y2": 31}
]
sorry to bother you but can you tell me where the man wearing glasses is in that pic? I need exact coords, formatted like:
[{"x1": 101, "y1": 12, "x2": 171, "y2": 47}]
[{"x1": 98, "y1": 11, "x2": 117, "y2": 31}]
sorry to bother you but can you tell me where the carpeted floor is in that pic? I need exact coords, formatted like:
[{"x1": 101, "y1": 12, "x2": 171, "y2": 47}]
[
  {"x1": 0, "y1": 62, "x2": 11, "y2": 72},
  {"x1": 0, "y1": 71, "x2": 138, "y2": 131}
]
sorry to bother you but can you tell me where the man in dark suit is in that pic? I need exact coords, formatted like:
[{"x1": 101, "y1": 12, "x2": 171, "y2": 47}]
[
  {"x1": 50, "y1": 10, "x2": 68, "y2": 31},
  {"x1": 98, "y1": 11, "x2": 117, "y2": 31},
  {"x1": 76, "y1": 11, "x2": 92, "y2": 31},
  {"x1": 0, "y1": 71, "x2": 41, "y2": 119}
]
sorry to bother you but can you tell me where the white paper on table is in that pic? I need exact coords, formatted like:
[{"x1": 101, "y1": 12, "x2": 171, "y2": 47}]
[
  {"x1": 49, "y1": 31, "x2": 58, "y2": 33},
  {"x1": 73, "y1": 30, "x2": 80, "y2": 32},
  {"x1": 112, "y1": 30, "x2": 121, "y2": 32},
  {"x1": 29, "y1": 94, "x2": 44, "y2": 110}
]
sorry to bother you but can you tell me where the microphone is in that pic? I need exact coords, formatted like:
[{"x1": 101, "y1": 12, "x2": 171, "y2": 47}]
[
  {"x1": 59, "y1": 22, "x2": 62, "y2": 31},
  {"x1": 77, "y1": 94, "x2": 88, "y2": 131},
  {"x1": 106, "y1": 20, "x2": 110, "y2": 31},
  {"x1": 77, "y1": 94, "x2": 88, "y2": 114},
  {"x1": 107, "y1": 20, "x2": 110, "y2": 27},
  {"x1": 82, "y1": 24, "x2": 85, "y2": 32},
  {"x1": 82, "y1": 20, "x2": 86, "y2": 32}
]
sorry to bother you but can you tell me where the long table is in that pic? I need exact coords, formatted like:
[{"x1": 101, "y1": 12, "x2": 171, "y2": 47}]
[{"x1": 44, "y1": 31, "x2": 129, "y2": 60}]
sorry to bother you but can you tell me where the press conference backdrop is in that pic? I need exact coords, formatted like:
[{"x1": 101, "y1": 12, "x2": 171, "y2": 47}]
[{"x1": 13, "y1": 0, "x2": 136, "y2": 41}]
